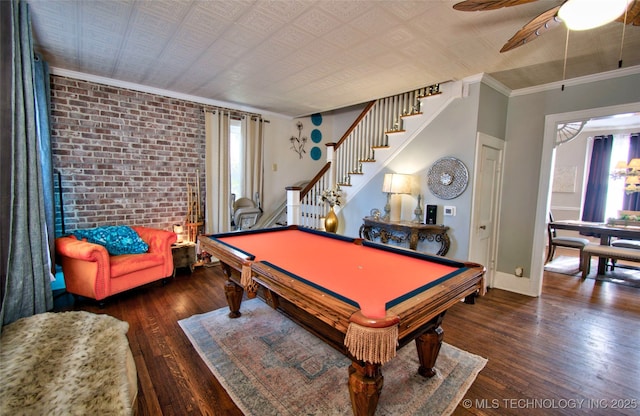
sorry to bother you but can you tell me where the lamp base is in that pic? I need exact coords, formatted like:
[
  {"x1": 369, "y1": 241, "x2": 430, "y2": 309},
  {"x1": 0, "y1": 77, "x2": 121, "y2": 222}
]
[
  {"x1": 383, "y1": 193, "x2": 391, "y2": 221},
  {"x1": 390, "y1": 194, "x2": 402, "y2": 222}
]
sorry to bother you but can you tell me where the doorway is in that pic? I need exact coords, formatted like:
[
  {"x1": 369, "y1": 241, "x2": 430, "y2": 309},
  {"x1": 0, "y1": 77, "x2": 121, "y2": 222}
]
[{"x1": 532, "y1": 102, "x2": 640, "y2": 295}]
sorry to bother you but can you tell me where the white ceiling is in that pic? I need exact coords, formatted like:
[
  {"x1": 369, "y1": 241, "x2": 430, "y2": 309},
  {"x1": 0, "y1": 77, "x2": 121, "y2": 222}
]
[{"x1": 27, "y1": 0, "x2": 640, "y2": 117}]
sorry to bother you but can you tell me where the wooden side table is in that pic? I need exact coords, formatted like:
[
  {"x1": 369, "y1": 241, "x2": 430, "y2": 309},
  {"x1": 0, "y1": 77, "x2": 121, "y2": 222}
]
[
  {"x1": 359, "y1": 216, "x2": 450, "y2": 256},
  {"x1": 171, "y1": 242, "x2": 196, "y2": 276}
]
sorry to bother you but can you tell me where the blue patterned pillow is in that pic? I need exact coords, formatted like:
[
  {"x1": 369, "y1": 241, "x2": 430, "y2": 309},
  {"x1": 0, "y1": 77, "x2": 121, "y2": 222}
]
[{"x1": 74, "y1": 226, "x2": 149, "y2": 255}]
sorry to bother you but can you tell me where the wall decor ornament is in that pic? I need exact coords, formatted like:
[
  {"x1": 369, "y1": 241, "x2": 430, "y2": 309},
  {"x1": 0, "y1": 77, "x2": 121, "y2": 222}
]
[
  {"x1": 427, "y1": 157, "x2": 469, "y2": 200},
  {"x1": 311, "y1": 113, "x2": 323, "y2": 126},
  {"x1": 310, "y1": 146, "x2": 322, "y2": 161},
  {"x1": 311, "y1": 129, "x2": 322, "y2": 143},
  {"x1": 290, "y1": 121, "x2": 307, "y2": 159}
]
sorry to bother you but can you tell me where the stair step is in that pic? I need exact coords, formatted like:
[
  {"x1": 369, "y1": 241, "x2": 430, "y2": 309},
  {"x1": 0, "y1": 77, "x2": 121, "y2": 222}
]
[
  {"x1": 400, "y1": 112, "x2": 423, "y2": 119},
  {"x1": 371, "y1": 145, "x2": 389, "y2": 149},
  {"x1": 420, "y1": 91, "x2": 442, "y2": 99},
  {"x1": 385, "y1": 129, "x2": 406, "y2": 135},
  {"x1": 359, "y1": 159, "x2": 375, "y2": 163}
]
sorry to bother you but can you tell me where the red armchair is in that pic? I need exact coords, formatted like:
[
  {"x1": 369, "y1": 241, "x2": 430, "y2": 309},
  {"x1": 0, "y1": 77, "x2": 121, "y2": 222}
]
[{"x1": 55, "y1": 226, "x2": 177, "y2": 301}]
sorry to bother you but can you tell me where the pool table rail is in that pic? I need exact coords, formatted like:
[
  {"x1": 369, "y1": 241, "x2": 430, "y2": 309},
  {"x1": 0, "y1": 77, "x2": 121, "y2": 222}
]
[
  {"x1": 251, "y1": 260, "x2": 358, "y2": 334},
  {"x1": 392, "y1": 263, "x2": 485, "y2": 340}
]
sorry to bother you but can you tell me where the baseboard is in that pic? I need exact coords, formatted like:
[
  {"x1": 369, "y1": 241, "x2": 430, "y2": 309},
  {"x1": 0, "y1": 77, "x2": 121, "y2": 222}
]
[{"x1": 491, "y1": 271, "x2": 538, "y2": 297}]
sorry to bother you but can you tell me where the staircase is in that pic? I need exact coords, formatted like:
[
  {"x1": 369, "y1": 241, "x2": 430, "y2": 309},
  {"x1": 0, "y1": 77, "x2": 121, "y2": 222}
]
[
  {"x1": 341, "y1": 80, "x2": 463, "y2": 198},
  {"x1": 286, "y1": 80, "x2": 464, "y2": 229}
]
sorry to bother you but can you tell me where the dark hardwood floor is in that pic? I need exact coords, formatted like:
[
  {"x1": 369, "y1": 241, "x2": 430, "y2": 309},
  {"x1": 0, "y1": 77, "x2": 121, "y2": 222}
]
[{"x1": 54, "y1": 256, "x2": 640, "y2": 415}]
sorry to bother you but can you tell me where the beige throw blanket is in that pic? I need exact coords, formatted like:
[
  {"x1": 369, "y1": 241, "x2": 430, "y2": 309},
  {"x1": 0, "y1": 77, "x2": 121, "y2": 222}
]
[{"x1": 0, "y1": 311, "x2": 134, "y2": 415}]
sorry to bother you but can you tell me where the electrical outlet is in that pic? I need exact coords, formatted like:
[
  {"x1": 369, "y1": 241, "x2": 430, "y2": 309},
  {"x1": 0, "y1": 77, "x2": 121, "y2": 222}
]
[{"x1": 444, "y1": 206, "x2": 456, "y2": 216}]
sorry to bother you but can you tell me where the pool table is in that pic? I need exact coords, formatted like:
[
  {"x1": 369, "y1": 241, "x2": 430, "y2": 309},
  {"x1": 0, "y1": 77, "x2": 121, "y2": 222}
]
[{"x1": 199, "y1": 226, "x2": 485, "y2": 416}]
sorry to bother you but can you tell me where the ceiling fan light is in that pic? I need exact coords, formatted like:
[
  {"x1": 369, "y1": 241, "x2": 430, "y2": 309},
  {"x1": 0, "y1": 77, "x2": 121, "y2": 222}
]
[{"x1": 558, "y1": 0, "x2": 630, "y2": 31}]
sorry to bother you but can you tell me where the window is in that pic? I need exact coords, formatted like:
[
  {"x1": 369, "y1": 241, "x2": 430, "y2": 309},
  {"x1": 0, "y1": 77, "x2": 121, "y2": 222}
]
[
  {"x1": 605, "y1": 134, "x2": 630, "y2": 220},
  {"x1": 229, "y1": 118, "x2": 243, "y2": 198}
]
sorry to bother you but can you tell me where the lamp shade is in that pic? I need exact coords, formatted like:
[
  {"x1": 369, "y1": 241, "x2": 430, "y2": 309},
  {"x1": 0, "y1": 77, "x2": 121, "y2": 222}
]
[
  {"x1": 628, "y1": 158, "x2": 640, "y2": 170},
  {"x1": 614, "y1": 160, "x2": 628, "y2": 170},
  {"x1": 173, "y1": 224, "x2": 184, "y2": 243},
  {"x1": 626, "y1": 176, "x2": 640, "y2": 185},
  {"x1": 558, "y1": 0, "x2": 630, "y2": 31},
  {"x1": 381, "y1": 173, "x2": 412, "y2": 194}
]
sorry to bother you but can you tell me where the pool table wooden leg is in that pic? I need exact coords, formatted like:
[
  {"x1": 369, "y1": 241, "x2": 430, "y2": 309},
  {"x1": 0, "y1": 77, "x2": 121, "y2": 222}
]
[
  {"x1": 464, "y1": 292, "x2": 477, "y2": 304},
  {"x1": 221, "y1": 263, "x2": 244, "y2": 318},
  {"x1": 348, "y1": 361, "x2": 383, "y2": 416},
  {"x1": 416, "y1": 315, "x2": 445, "y2": 378},
  {"x1": 224, "y1": 280, "x2": 244, "y2": 318}
]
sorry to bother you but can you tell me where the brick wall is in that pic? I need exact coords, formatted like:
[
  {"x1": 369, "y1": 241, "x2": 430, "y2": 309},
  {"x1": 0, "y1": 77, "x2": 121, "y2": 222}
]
[{"x1": 50, "y1": 75, "x2": 206, "y2": 236}]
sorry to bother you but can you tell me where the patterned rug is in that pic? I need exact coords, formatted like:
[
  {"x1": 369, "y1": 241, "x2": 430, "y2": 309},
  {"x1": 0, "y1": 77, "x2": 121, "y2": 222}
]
[
  {"x1": 545, "y1": 256, "x2": 640, "y2": 288},
  {"x1": 179, "y1": 298, "x2": 487, "y2": 416}
]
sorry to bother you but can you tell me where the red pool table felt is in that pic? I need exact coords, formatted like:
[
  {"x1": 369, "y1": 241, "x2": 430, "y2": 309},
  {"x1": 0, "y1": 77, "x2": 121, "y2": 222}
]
[{"x1": 215, "y1": 229, "x2": 465, "y2": 319}]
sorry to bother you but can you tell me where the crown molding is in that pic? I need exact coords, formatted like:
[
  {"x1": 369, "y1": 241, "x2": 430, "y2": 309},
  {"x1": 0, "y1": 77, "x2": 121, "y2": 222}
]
[
  {"x1": 49, "y1": 67, "x2": 290, "y2": 120},
  {"x1": 480, "y1": 73, "x2": 511, "y2": 97},
  {"x1": 461, "y1": 65, "x2": 640, "y2": 98},
  {"x1": 460, "y1": 73, "x2": 512, "y2": 97},
  {"x1": 510, "y1": 64, "x2": 640, "y2": 97},
  {"x1": 50, "y1": 64, "x2": 640, "y2": 118}
]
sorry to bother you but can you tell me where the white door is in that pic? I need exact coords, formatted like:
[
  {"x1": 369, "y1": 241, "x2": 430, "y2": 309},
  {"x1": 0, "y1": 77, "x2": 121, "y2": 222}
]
[{"x1": 470, "y1": 133, "x2": 505, "y2": 288}]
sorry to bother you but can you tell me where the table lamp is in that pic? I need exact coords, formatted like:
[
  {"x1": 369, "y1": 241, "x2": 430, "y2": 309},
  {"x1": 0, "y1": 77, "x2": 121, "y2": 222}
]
[
  {"x1": 625, "y1": 175, "x2": 640, "y2": 193},
  {"x1": 382, "y1": 173, "x2": 412, "y2": 222},
  {"x1": 173, "y1": 224, "x2": 184, "y2": 243}
]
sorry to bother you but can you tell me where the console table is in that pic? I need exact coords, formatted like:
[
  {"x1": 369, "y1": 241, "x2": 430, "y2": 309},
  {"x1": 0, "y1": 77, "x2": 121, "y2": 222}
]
[{"x1": 359, "y1": 217, "x2": 450, "y2": 256}]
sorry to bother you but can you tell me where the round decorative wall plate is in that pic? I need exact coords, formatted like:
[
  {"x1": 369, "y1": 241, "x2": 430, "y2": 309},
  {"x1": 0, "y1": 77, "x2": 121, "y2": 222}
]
[{"x1": 427, "y1": 157, "x2": 469, "y2": 199}]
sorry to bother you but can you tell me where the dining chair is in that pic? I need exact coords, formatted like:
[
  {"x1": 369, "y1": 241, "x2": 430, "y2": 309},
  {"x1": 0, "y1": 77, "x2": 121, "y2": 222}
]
[{"x1": 546, "y1": 213, "x2": 590, "y2": 264}]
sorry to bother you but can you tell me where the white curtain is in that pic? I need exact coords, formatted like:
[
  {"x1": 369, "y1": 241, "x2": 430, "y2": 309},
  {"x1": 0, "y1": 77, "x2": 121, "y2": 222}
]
[
  {"x1": 204, "y1": 110, "x2": 231, "y2": 234},
  {"x1": 242, "y1": 115, "x2": 265, "y2": 208}
]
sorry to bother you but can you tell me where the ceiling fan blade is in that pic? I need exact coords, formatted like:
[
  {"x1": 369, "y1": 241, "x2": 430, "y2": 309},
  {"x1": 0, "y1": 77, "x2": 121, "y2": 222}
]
[
  {"x1": 453, "y1": 0, "x2": 539, "y2": 12},
  {"x1": 616, "y1": 0, "x2": 640, "y2": 26},
  {"x1": 500, "y1": 5, "x2": 562, "y2": 52}
]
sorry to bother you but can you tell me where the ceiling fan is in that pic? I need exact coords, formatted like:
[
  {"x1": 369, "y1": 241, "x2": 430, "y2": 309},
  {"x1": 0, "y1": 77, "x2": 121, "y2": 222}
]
[{"x1": 453, "y1": 0, "x2": 640, "y2": 52}]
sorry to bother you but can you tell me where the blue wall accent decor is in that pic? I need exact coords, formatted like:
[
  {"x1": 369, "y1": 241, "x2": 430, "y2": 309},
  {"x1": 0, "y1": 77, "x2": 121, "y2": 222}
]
[
  {"x1": 311, "y1": 129, "x2": 322, "y2": 143},
  {"x1": 311, "y1": 113, "x2": 322, "y2": 126},
  {"x1": 310, "y1": 146, "x2": 322, "y2": 161}
]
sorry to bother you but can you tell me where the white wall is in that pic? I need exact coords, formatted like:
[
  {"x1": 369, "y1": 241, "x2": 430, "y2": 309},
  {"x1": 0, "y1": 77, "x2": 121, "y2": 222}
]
[
  {"x1": 262, "y1": 114, "x2": 322, "y2": 214},
  {"x1": 550, "y1": 131, "x2": 590, "y2": 221},
  {"x1": 262, "y1": 105, "x2": 366, "y2": 217}
]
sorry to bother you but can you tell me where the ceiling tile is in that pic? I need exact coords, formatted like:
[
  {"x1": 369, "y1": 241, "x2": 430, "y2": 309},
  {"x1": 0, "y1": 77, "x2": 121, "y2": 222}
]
[{"x1": 27, "y1": 0, "x2": 640, "y2": 117}]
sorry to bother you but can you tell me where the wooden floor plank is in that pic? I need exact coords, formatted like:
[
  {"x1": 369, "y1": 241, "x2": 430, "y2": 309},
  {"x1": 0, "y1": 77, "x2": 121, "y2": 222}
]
[{"x1": 54, "y1": 256, "x2": 640, "y2": 415}]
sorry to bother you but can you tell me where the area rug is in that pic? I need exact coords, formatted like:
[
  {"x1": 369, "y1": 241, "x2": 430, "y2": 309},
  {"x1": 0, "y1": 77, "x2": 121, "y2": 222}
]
[
  {"x1": 179, "y1": 298, "x2": 487, "y2": 416},
  {"x1": 545, "y1": 255, "x2": 640, "y2": 288},
  {"x1": 544, "y1": 255, "x2": 587, "y2": 275}
]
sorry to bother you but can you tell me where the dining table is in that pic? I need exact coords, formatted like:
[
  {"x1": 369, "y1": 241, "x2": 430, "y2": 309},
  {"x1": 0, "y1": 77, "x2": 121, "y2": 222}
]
[{"x1": 550, "y1": 220, "x2": 640, "y2": 274}]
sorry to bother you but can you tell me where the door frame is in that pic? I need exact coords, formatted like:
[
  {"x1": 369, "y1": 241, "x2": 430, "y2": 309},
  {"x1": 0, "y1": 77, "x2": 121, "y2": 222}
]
[
  {"x1": 532, "y1": 101, "x2": 640, "y2": 295},
  {"x1": 469, "y1": 132, "x2": 505, "y2": 289}
]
